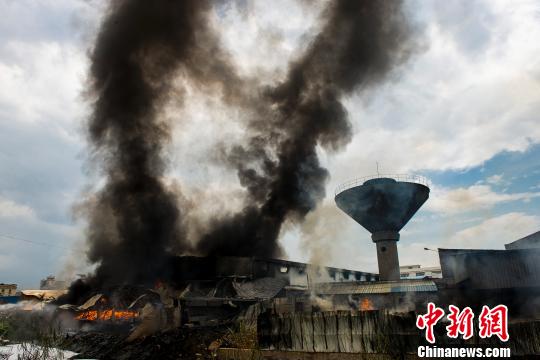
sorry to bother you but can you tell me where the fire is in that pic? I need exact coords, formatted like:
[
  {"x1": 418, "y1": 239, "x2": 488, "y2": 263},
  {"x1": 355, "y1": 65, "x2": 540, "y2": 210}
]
[
  {"x1": 75, "y1": 309, "x2": 139, "y2": 321},
  {"x1": 76, "y1": 310, "x2": 98, "y2": 321},
  {"x1": 359, "y1": 298, "x2": 374, "y2": 311}
]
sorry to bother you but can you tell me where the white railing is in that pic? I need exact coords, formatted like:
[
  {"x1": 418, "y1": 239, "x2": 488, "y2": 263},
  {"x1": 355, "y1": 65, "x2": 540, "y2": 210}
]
[{"x1": 335, "y1": 174, "x2": 430, "y2": 196}]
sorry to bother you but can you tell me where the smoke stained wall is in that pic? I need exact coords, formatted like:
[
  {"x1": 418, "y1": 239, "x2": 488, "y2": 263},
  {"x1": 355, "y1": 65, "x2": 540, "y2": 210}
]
[{"x1": 196, "y1": 0, "x2": 416, "y2": 258}]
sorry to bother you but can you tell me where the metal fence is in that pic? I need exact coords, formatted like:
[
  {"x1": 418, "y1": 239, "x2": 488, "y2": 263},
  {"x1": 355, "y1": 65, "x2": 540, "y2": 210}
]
[{"x1": 258, "y1": 310, "x2": 540, "y2": 355}]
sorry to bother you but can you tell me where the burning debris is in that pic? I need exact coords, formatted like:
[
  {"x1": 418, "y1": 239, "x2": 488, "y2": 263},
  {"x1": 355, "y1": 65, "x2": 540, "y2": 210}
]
[
  {"x1": 4, "y1": 250, "x2": 540, "y2": 357},
  {"x1": 359, "y1": 298, "x2": 375, "y2": 311},
  {"x1": 73, "y1": 294, "x2": 139, "y2": 322},
  {"x1": 75, "y1": 310, "x2": 138, "y2": 322}
]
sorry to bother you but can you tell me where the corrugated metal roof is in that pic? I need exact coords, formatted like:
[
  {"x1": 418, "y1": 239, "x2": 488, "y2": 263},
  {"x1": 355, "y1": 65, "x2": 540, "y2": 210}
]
[
  {"x1": 233, "y1": 277, "x2": 288, "y2": 299},
  {"x1": 21, "y1": 290, "x2": 67, "y2": 301},
  {"x1": 313, "y1": 279, "x2": 437, "y2": 295},
  {"x1": 78, "y1": 293, "x2": 104, "y2": 310}
]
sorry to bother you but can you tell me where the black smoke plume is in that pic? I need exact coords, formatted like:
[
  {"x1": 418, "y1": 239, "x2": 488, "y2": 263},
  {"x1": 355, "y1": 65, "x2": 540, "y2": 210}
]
[
  {"x1": 70, "y1": 0, "x2": 416, "y2": 298},
  {"x1": 81, "y1": 0, "x2": 221, "y2": 289},
  {"x1": 196, "y1": 0, "x2": 416, "y2": 257}
]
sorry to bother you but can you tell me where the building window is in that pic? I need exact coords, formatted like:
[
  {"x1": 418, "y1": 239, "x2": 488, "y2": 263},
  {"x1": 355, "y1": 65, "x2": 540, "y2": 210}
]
[
  {"x1": 400, "y1": 273, "x2": 409, "y2": 278},
  {"x1": 279, "y1": 266, "x2": 289, "y2": 273},
  {"x1": 328, "y1": 270, "x2": 336, "y2": 280},
  {"x1": 416, "y1": 272, "x2": 425, "y2": 277}
]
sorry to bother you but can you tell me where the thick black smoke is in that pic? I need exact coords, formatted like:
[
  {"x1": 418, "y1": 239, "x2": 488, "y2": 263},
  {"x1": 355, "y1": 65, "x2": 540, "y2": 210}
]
[
  {"x1": 196, "y1": 0, "x2": 416, "y2": 257},
  {"x1": 74, "y1": 0, "x2": 416, "y2": 295},
  {"x1": 82, "y1": 0, "x2": 222, "y2": 289}
]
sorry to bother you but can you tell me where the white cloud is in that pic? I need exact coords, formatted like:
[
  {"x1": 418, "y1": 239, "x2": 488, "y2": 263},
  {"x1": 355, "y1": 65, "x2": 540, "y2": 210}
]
[
  {"x1": 0, "y1": 38, "x2": 89, "y2": 288},
  {"x1": 0, "y1": 197, "x2": 35, "y2": 219},
  {"x1": 215, "y1": 0, "x2": 323, "y2": 79},
  {"x1": 0, "y1": 40, "x2": 87, "y2": 127},
  {"x1": 441, "y1": 212, "x2": 540, "y2": 249},
  {"x1": 426, "y1": 184, "x2": 540, "y2": 214},
  {"x1": 486, "y1": 174, "x2": 504, "y2": 185},
  {"x1": 324, "y1": 0, "x2": 540, "y2": 192}
]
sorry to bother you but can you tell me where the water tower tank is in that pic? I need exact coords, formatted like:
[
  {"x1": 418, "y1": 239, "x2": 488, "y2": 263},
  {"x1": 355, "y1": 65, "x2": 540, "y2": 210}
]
[{"x1": 335, "y1": 175, "x2": 430, "y2": 281}]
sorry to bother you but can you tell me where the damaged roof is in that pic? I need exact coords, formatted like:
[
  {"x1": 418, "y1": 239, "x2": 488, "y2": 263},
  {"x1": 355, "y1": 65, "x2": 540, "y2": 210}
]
[
  {"x1": 78, "y1": 293, "x2": 104, "y2": 310},
  {"x1": 233, "y1": 277, "x2": 288, "y2": 300},
  {"x1": 21, "y1": 290, "x2": 67, "y2": 301}
]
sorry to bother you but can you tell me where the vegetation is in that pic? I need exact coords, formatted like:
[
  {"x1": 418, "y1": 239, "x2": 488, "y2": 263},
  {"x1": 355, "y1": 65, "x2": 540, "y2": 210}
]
[
  {"x1": 0, "y1": 309, "x2": 69, "y2": 359},
  {"x1": 0, "y1": 319, "x2": 9, "y2": 340},
  {"x1": 222, "y1": 322, "x2": 258, "y2": 350}
]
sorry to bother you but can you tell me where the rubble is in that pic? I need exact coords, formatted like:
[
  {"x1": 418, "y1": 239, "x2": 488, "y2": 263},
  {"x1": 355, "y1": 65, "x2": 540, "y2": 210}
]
[
  {"x1": 3, "y1": 251, "x2": 540, "y2": 358},
  {"x1": 61, "y1": 326, "x2": 228, "y2": 360}
]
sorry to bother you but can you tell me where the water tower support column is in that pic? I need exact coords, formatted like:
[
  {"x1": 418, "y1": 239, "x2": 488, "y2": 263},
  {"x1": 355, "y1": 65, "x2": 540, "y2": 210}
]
[{"x1": 372, "y1": 231, "x2": 400, "y2": 281}]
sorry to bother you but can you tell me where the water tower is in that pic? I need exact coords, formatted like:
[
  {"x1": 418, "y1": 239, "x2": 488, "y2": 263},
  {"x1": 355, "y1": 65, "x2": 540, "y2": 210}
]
[{"x1": 335, "y1": 175, "x2": 429, "y2": 281}]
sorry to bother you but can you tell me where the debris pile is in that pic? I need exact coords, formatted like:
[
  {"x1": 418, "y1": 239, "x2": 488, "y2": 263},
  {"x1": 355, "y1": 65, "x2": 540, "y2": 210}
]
[{"x1": 61, "y1": 326, "x2": 229, "y2": 360}]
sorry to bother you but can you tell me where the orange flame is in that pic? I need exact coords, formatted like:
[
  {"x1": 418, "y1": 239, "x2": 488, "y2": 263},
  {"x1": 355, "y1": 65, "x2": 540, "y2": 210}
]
[
  {"x1": 359, "y1": 298, "x2": 374, "y2": 311},
  {"x1": 75, "y1": 309, "x2": 139, "y2": 321}
]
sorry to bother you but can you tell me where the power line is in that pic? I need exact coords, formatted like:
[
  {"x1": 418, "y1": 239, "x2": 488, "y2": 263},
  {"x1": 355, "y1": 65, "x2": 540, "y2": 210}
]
[{"x1": 0, "y1": 233, "x2": 72, "y2": 251}]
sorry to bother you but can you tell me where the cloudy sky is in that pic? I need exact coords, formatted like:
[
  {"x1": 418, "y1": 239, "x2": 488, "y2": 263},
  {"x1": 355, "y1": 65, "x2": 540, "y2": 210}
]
[{"x1": 1, "y1": 0, "x2": 540, "y2": 289}]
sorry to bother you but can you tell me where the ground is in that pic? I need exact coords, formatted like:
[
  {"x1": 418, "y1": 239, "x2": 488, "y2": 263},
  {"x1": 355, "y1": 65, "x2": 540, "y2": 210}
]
[{"x1": 61, "y1": 326, "x2": 243, "y2": 360}]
